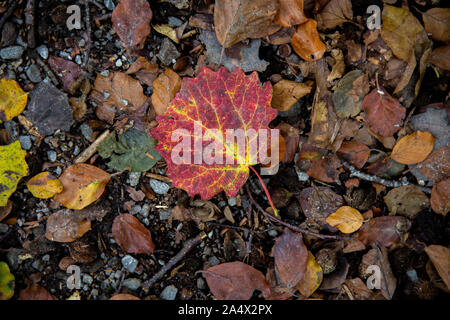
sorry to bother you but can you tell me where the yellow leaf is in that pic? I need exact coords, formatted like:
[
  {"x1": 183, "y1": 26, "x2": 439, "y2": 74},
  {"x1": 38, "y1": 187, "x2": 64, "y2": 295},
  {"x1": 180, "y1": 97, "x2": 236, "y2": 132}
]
[
  {"x1": 27, "y1": 172, "x2": 63, "y2": 199},
  {"x1": 391, "y1": 131, "x2": 436, "y2": 165},
  {"x1": 0, "y1": 78, "x2": 28, "y2": 123},
  {"x1": 0, "y1": 141, "x2": 28, "y2": 206},
  {"x1": 153, "y1": 24, "x2": 179, "y2": 44},
  {"x1": 326, "y1": 206, "x2": 363, "y2": 234},
  {"x1": 67, "y1": 291, "x2": 81, "y2": 300},
  {"x1": 296, "y1": 251, "x2": 323, "y2": 297}
]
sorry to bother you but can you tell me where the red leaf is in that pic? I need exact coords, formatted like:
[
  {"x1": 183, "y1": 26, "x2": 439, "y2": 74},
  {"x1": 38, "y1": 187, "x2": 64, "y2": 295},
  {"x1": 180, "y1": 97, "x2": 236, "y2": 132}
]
[
  {"x1": 112, "y1": 214, "x2": 155, "y2": 254},
  {"x1": 356, "y1": 216, "x2": 411, "y2": 247}
]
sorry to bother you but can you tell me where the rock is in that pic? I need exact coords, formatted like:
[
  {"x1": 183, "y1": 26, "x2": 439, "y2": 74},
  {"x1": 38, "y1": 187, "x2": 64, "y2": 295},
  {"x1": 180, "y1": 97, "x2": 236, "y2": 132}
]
[
  {"x1": 18, "y1": 136, "x2": 32, "y2": 150},
  {"x1": 26, "y1": 64, "x2": 42, "y2": 83},
  {"x1": 160, "y1": 285, "x2": 178, "y2": 300},
  {"x1": 104, "y1": 0, "x2": 115, "y2": 10},
  {"x1": 150, "y1": 179, "x2": 170, "y2": 195},
  {"x1": 268, "y1": 229, "x2": 278, "y2": 237},
  {"x1": 32, "y1": 259, "x2": 44, "y2": 272},
  {"x1": 128, "y1": 172, "x2": 141, "y2": 187},
  {"x1": 47, "y1": 150, "x2": 57, "y2": 162},
  {"x1": 0, "y1": 224, "x2": 8, "y2": 233},
  {"x1": 227, "y1": 197, "x2": 237, "y2": 207},
  {"x1": 159, "y1": 209, "x2": 172, "y2": 221},
  {"x1": 123, "y1": 278, "x2": 141, "y2": 290},
  {"x1": 42, "y1": 254, "x2": 50, "y2": 262},
  {"x1": 141, "y1": 204, "x2": 150, "y2": 217},
  {"x1": 157, "y1": 38, "x2": 180, "y2": 66},
  {"x1": 121, "y1": 255, "x2": 138, "y2": 273},
  {"x1": 197, "y1": 277, "x2": 205, "y2": 289},
  {"x1": 83, "y1": 274, "x2": 94, "y2": 285},
  {"x1": 0, "y1": 46, "x2": 24, "y2": 60},
  {"x1": 36, "y1": 45, "x2": 49, "y2": 60},
  {"x1": 168, "y1": 16, "x2": 183, "y2": 27},
  {"x1": 208, "y1": 256, "x2": 220, "y2": 267},
  {"x1": 6, "y1": 248, "x2": 23, "y2": 270},
  {"x1": 80, "y1": 123, "x2": 94, "y2": 141}
]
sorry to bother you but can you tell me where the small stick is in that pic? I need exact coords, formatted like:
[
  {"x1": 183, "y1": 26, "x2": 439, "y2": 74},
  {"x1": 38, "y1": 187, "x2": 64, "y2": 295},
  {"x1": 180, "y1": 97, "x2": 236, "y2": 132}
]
[
  {"x1": 83, "y1": 0, "x2": 92, "y2": 68},
  {"x1": 246, "y1": 185, "x2": 352, "y2": 240},
  {"x1": 74, "y1": 130, "x2": 110, "y2": 163},
  {"x1": 0, "y1": 0, "x2": 19, "y2": 31},
  {"x1": 146, "y1": 173, "x2": 172, "y2": 183},
  {"x1": 143, "y1": 232, "x2": 207, "y2": 289},
  {"x1": 34, "y1": 54, "x2": 59, "y2": 85},
  {"x1": 25, "y1": 0, "x2": 36, "y2": 48}
]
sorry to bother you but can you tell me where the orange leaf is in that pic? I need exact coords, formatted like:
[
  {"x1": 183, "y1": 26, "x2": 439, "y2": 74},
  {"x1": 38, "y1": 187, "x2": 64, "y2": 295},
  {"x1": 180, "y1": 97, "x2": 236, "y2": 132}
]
[
  {"x1": 337, "y1": 141, "x2": 370, "y2": 169},
  {"x1": 27, "y1": 172, "x2": 63, "y2": 199},
  {"x1": 326, "y1": 206, "x2": 363, "y2": 234},
  {"x1": 291, "y1": 19, "x2": 326, "y2": 62},
  {"x1": 391, "y1": 131, "x2": 435, "y2": 165},
  {"x1": 112, "y1": 214, "x2": 155, "y2": 254},
  {"x1": 274, "y1": 0, "x2": 308, "y2": 28},
  {"x1": 151, "y1": 69, "x2": 181, "y2": 116}
]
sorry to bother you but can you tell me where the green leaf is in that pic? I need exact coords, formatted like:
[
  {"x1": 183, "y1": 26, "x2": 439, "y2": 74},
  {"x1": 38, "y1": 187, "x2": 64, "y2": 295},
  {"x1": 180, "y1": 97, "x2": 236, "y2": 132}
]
[
  {"x1": 0, "y1": 141, "x2": 29, "y2": 206},
  {"x1": 0, "y1": 262, "x2": 15, "y2": 300},
  {"x1": 97, "y1": 128, "x2": 161, "y2": 172}
]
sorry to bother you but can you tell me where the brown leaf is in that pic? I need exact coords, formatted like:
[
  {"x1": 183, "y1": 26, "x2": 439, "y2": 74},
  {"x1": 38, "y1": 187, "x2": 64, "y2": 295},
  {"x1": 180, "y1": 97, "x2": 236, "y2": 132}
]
[
  {"x1": 416, "y1": 144, "x2": 450, "y2": 183},
  {"x1": 126, "y1": 56, "x2": 159, "y2": 87},
  {"x1": 271, "y1": 79, "x2": 313, "y2": 111},
  {"x1": 361, "y1": 87, "x2": 406, "y2": 137},
  {"x1": 112, "y1": 213, "x2": 155, "y2": 254},
  {"x1": 151, "y1": 69, "x2": 181, "y2": 116},
  {"x1": 111, "y1": 0, "x2": 152, "y2": 51},
  {"x1": 431, "y1": 178, "x2": 450, "y2": 216},
  {"x1": 109, "y1": 293, "x2": 141, "y2": 300},
  {"x1": 337, "y1": 141, "x2": 370, "y2": 169},
  {"x1": 384, "y1": 185, "x2": 429, "y2": 218},
  {"x1": 303, "y1": 154, "x2": 341, "y2": 184},
  {"x1": 291, "y1": 19, "x2": 326, "y2": 62},
  {"x1": 333, "y1": 70, "x2": 369, "y2": 119},
  {"x1": 0, "y1": 200, "x2": 12, "y2": 222},
  {"x1": 45, "y1": 209, "x2": 91, "y2": 243},
  {"x1": 274, "y1": 0, "x2": 308, "y2": 27},
  {"x1": 273, "y1": 228, "x2": 308, "y2": 288},
  {"x1": 429, "y1": 45, "x2": 450, "y2": 71},
  {"x1": 316, "y1": 0, "x2": 353, "y2": 30},
  {"x1": 18, "y1": 284, "x2": 58, "y2": 300},
  {"x1": 422, "y1": 8, "x2": 450, "y2": 43},
  {"x1": 391, "y1": 131, "x2": 435, "y2": 165},
  {"x1": 48, "y1": 56, "x2": 83, "y2": 94},
  {"x1": 277, "y1": 122, "x2": 300, "y2": 162},
  {"x1": 356, "y1": 216, "x2": 411, "y2": 247},
  {"x1": 202, "y1": 261, "x2": 271, "y2": 299},
  {"x1": 424, "y1": 245, "x2": 450, "y2": 290},
  {"x1": 344, "y1": 278, "x2": 373, "y2": 300}
]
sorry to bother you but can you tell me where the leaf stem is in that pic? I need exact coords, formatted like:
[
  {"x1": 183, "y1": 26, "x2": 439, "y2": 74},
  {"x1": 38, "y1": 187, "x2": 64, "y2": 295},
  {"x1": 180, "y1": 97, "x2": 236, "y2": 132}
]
[{"x1": 248, "y1": 166, "x2": 279, "y2": 217}]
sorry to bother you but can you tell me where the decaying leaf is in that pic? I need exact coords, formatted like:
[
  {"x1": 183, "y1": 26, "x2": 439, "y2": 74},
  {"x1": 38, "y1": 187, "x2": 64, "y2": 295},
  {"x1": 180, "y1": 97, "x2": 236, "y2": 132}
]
[
  {"x1": 111, "y1": 0, "x2": 152, "y2": 51},
  {"x1": 411, "y1": 107, "x2": 449, "y2": 150},
  {"x1": 422, "y1": 8, "x2": 450, "y2": 43},
  {"x1": 26, "y1": 172, "x2": 63, "y2": 199},
  {"x1": 316, "y1": 0, "x2": 353, "y2": 30},
  {"x1": 0, "y1": 78, "x2": 28, "y2": 123},
  {"x1": 151, "y1": 69, "x2": 181, "y2": 116},
  {"x1": 361, "y1": 87, "x2": 406, "y2": 137},
  {"x1": 0, "y1": 262, "x2": 14, "y2": 300},
  {"x1": 0, "y1": 141, "x2": 28, "y2": 207},
  {"x1": 97, "y1": 128, "x2": 161, "y2": 172},
  {"x1": 391, "y1": 131, "x2": 435, "y2": 165},
  {"x1": 18, "y1": 283, "x2": 58, "y2": 300},
  {"x1": 384, "y1": 185, "x2": 429, "y2": 219},
  {"x1": 45, "y1": 209, "x2": 91, "y2": 242},
  {"x1": 202, "y1": 261, "x2": 271, "y2": 299},
  {"x1": 415, "y1": 144, "x2": 450, "y2": 184},
  {"x1": 54, "y1": 164, "x2": 111, "y2": 210},
  {"x1": 273, "y1": 228, "x2": 308, "y2": 288},
  {"x1": 333, "y1": 70, "x2": 369, "y2": 118},
  {"x1": 337, "y1": 141, "x2": 370, "y2": 169},
  {"x1": 430, "y1": 178, "x2": 449, "y2": 216},
  {"x1": 429, "y1": 45, "x2": 450, "y2": 71},
  {"x1": 271, "y1": 79, "x2": 313, "y2": 111},
  {"x1": 153, "y1": 24, "x2": 179, "y2": 44},
  {"x1": 326, "y1": 206, "x2": 363, "y2": 234},
  {"x1": 356, "y1": 216, "x2": 411, "y2": 247},
  {"x1": 48, "y1": 56, "x2": 83, "y2": 94},
  {"x1": 424, "y1": 245, "x2": 450, "y2": 290},
  {"x1": 296, "y1": 252, "x2": 323, "y2": 297},
  {"x1": 274, "y1": 0, "x2": 308, "y2": 27},
  {"x1": 126, "y1": 56, "x2": 159, "y2": 87},
  {"x1": 112, "y1": 214, "x2": 155, "y2": 254},
  {"x1": 291, "y1": 19, "x2": 326, "y2": 62}
]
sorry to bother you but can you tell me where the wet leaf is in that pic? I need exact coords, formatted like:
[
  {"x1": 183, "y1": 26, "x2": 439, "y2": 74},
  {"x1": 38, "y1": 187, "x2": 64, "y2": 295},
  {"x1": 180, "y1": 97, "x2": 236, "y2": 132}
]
[
  {"x1": 411, "y1": 107, "x2": 449, "y2": 150},
  {"x1": 415, "y1": 144, "x2": 450, "y2": 183},
  {"x1": 274, "y1": 0, "x2": 308, "y2": 27},
  {"x1": 0, "y1": 262, "x2": 14, "y2": 300},
  {"x1": 422, "y1": 8, "x2": 450, "y2": 43},
  {"x1": 18, "y1": 283, "x2": 57, "y2": 300},
  {"x1": 112, "y1": 213, "x2": 155, "y2": 254},
  {"x1": 303, "y1": 154, "x2": 341, "y2": 184},
  {"x1": 26, "y1": 172, "x2": 63, "y2": 199},
  {"x1": 384, "y1": 185, "x2": 429, "y2": 219},
  {"x1": 126, "y1": 56, "x2": 159, "y2": 87},
  {"x1": 391, "y1": 131, "x2": 435, "y2": 165},
  {"x1": 54, "y1": 164, "x2": 110, "y2": 210},
  {"x1": 356, "y1": 216, "x2": 411, "y2": 247},
  {"x1": 45, "y1": 209, "x2": 91, "y2": 243},
  {"x1": 150, "y1": 67, "x2": 277, "y2": 200},
  {"x1": 112, "y1": 0, "x2": 152, "y2": 51},
  {"x1": 202, "y1": 261, "x2": 271, "y2": 299},
  {"x1": 361, "y1": 87, "x2": 406, "y2": 137},
  {"x1": 48, "y1": 56, "x2": 83, "y2": 94},
  {"x1": 316, "y1": 0, "x2": 353, "y2": 30},
  {"x1": 424, "y1": 245, "x2": 450, "y2": 290},
  {"x1": 273, "y1": 228, "x2": 308, "y2": 288},
  {"x1": 151, "y1": 69, "x2": 181, "y2": 116},
  {"x1": 430, "y1": 178, "x2": 449, "y2": 216},
  {"x1": 326, "y1": 206, "x2": 363, "y2": 234},
  {"x1": 337, "y1": 141, "x2": 370, "y2": 169},
  {"x1": 333, "y1": 70, "x2": 369, "y2": 118},
  {"x1": 429, "y1": 45, "x2": 450, "y2": 71},
  {"x1": 296, "y1": 252, "x2": 323, "y2": 297},
  {"x1": 0, "y1": 141, "x2": 28, "y2": 207},
  {"x1": 0, "y1": 78, "x2": 28, "y2": 123},
  {"x1": 271, "y1": 79, "x2": 313, "y2": 111},
  {"x1": 214, "y1": 0, "x2": 280, "y2": 48},
  {"x1": 291, "y1": 19, "x2": 326, "y2": 62},
  {"x1": 97, "y1": 128, "x2": 161, "y2": 172}
]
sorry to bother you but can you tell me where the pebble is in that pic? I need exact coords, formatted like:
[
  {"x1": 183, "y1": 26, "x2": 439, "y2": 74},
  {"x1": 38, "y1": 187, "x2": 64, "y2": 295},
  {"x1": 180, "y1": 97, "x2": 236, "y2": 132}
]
[
  {"x1": 47, "y1": 150, "x2": 57, "y2": 162},
  {"x1": 197, "y1": 277, "x2": 205, "y2": 290},
  {"x1": 128, "y1": 172, "x2": 141, "y2": 187},
  {"x1": 115, "y1": 59, "x2": 122, "y2": 67},
  {"x1": 80, "y1": 122, "x2": 94, "y2": 141},
  {"x1": 26, "y1": 64, "x2": 42, "y2": 83},
  {"x1": 104, "y1": 0, "x2": 115, "y2": 10},
  {"x1": 91, "y1": 289, "x2": 99, "y2": 297},
  {"x1": 149, "y1": 179, "x2": 170, "y2": 195},
  {"x1": 83, "y1": 274, "x2": 94, "y2": 285},
  {"x1": 123, "y1": 278, "x2": 141, "y2": 290},
  {"x1": 32, "y1": 260, "x2": 44, "y2": 272},
  {"x1": 36, "y1": 45, "x2": 49, "y2": 60},
  {"x1": 0, "y1": 46, "x2": 24, "y2": 59},
  {"x1": 141, "y1": 204, "x2": 150, "y2": 217},
  {"x1": 268, "y1": 229, "x2": 278, "y2": 237},
  {"x1": 0, "y1": 224, "x2": 8, "y2": 233},
  {"x1": 159, "y1": 209, "x2": 172, "y2": 221},
  {"x1": 121, "y1": 255, "x2": 138, "y2": 273},
  {"x1": 18, "y1": 136, "x2": 32, "y2": 150},
  {"x1": 296, "y1": 170, "x2": 309, "y2": 182},
  {"x1": 208, "y1": 256, "x2": 220, "y2": 267},
  {"x1": 75, "y1": 55, "x2": 82, "y2": 65},
  {"x1": 160, "y1": 285, "x2": 178, "y2": 300},
  {"x1": 156, "y1": 38, "x2": 180, "y2": 66},
  {"x1": 407, "y1": 269, "x2": 418, "y2": 283},
  {"x1": 227, "y1": 197, "x2": 237, "y2": 207},
  {"x1": 168, "y1": 16, "x2": 183, "y2": 27},
  {"x1": 42, "y1": 254, "x2": 50, "y2": 263}
]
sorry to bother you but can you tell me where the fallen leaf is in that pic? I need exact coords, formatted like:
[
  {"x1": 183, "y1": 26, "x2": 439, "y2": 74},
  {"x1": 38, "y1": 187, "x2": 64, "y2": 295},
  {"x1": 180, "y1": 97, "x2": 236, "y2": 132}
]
[
  {"x1": 391, "y1": 131, "x2": 435, "y2": 165},
  {"x1": 356, "y1": 216, "x2": 411, "y2": 247},
  {"x1": 150, "y1": 67, "x2": 277, "y2": 200},
  {"x1": 422, "y1": 8, "x2": 450, "y2": 43},
  {"x1": 109, "y1": 293, "x2": 141, "y2": 300},
  {"x1": 302, "y1": 154, "x2": 341, "y2": 184},
  {"x1": 361, "y1": 87, "x2": 406, "y2": 137},
  {"x1": 415, "y1": 144, "x2": 450, "y2": 183},
  {"x1": 111, "y1": 0, "x2": 152, "y2": 51},
  {"x1": 126, "y1": 56, "x2": 159, "y2": 87},
  {"x1": 26, "y1": 172, "x2": 63, "y2": 199},
  {"x1": 45, "y1": 209, "x2": 91, "y2": 242},
  {"x1": 274, "y1": 0, "x2": 308, "y2": 27},
  {"x1": 429, "y1": 45, "x2": 450, "y2": 71},
  {"x1": 291, "y1": 19, "x2": 326, "y2": 62},
  {"x1": 327, "y1": 49, "x2": 345, "y2": 82},
  {"x1": 424, "y1": 245, "x2": 450, "y2": 290},
  {"x1": 384, "y1": 185, "x2": 429, "y2": 218},
  {"x1": 54, "y1": 164, "x2": 111, "y2": 210},
  {"x1": 326, "y1": 206, "x2": 363, "y2": 234},
  {"x1": 337, "y1": 141, "x2": 370, "y2": 169},
  {"x1": 411, "y1": 107, "x2": 449, "y2": 150},
  {"x1": 214, "y1": 0, "x2": 280, "y2": 48},
  {"x1": 271, "y1": 79, "x2": 313, "y2": 111},
  {"x1": 48, "y1": 56, "x2": 83, "y2": 94},
  {"x1": 151, "y1": 69, "x2": 182, "y2": 116},
  {"x1": 0, "y1": 262, "x2": 14, "y2": 300},
  {"x1": 316, "y1": 0, "x2": 353, "y2": 30},
  {"x1": 153, "y1": 24, "x2": 179, "y2": 44},
  {"x1": 112, "y1": 213, "x2": 155, "y2": 254},
  {"x1": 320, "y1": 254, "x2": 349, "y2": 290},
  {"x1": 18, "y1": 283, "x2": 58, "y2": 300},
  {"x1": 0, "y1": 141, "x2": 28, "y2": 206},
  {"x1": 273, "y1": 228, "x2": 308, "y2": 288},
  {"x1": 308, "y1": 92, "x2": 339, "y2": 148},
  {"x1": 296, "y1": 252, "x2": 323, "y2": 297},
  {"x1": 344, "y1": 278, "x2": 373, "y2": 300},
  {"x1": 333, "y1": 70, "x2": 369, "y2": 118},
  {"x1": 430, "y1": 178, "x2": 449, "y2": 216},
  {"x1": 202, "y1": 261, "x2": 271, "y2": 299},
  {"x1": 0, "y1": 78, "x2": 28, "y2": 123},
  {"x1": 0, "y1": 201, "x2": 12, "y2": 222}
]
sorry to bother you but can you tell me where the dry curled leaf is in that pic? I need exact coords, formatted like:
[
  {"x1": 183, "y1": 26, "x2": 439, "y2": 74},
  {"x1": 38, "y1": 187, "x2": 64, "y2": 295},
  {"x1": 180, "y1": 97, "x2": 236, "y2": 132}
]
[
  {"x1": 391, "y1": 131, "x2": 435, "y2": 165},
  {"x1": 274, "y1": 0, "x2": 308, "y2": 28},
  {"x1": 26, "y1": 172, "x2": 63, "y2": 199},
  {"x1": 430, "y1": 178, "x2": 449, "y2": 216},
  {"x1": 291, "y1": 19, "x2": 326, "y2": 62},
  {"x1": 151, "y1": 69, "x2": 181, "y2": 116},
  {"x1": 424, "y1": 245, "x2": 450, "y2": 290},
  {"x1": 271, "y1": 79, "x2": 313, "y2": 111},
  {"x1": 112, "y1": 213, "x2": 155, "y2": 254},
  {"x1": 326, "y1": 206, "x2": 363, "y2": 234},
  {"x1": 45, "y1": 209, "x2": 91, "y2": 243},
  {"x1": 48, "y1": 56, "x2": 83, "y2": 94}
]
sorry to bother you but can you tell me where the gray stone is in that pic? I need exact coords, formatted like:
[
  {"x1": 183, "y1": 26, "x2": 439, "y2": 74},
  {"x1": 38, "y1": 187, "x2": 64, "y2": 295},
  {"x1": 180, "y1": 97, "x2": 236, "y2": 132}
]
[
  {"x1": 0, "y1": 46, "x2": 24, "y2": 60},
  {"x1": 0, "y1": 224, "x2": 8, "y2": 233},
  {"x1": 208, "y1": 256, "x2": 220, "y2": 267},
  {"x1": 121, "y1": 255, "x2": 138, "y2": 273},
  {"x1": 123, "y1": 278, "x2": 141, "y2": 290},
  {"x1": 26, "y1": 64, "x2": 42, "y2": 83},
  {"x1": 156, "y1": 38, "x2": 180, "y2": 66},
  {"x1": 141, "y1": 204, "x2": 150, "y2": 217},
  {"x1": 47, "y1": 150, "x2": 57, "y2": 162},
  {"x1": 227, "y1": 197, "x2": 237, "y2": 207},
  {"x1": 83, "y1": 274, "x2": 94, "y2": 285},
  {"x1": 150, "y1": 179, "x2": 170, "y2": 195},
  {"x1": 159, "y1": 209, "x2": 172, "y2": 221},
  {"x1": 42, "y1": 254, "x2": 50, "y2": 262},
  {"x1": 268, "y1": 229, "x2": 278, "y2": 237},
  {"x1": 32, "y1": 259, "x2": 44, "y2": 272},
  {"x1": 18, "y1": 136, "x2": 32, "y2": 150},
  {"x1": 128, "y1": 172, "x2": 141, "y2": 187},
  {"x1": 168, "y1": 16, "x2": 183, "y2": 27},
  {"x1": 36, "y1": 45, "x2": 49, "y2": 60},
  {"x1": 104, "y1": 0, "x2": 115, "y2": 10},
  {"x1": 197, "y1": 277, "x2": 205, "y2": 289},
  {"x1": 160, "y1": 285, "x2": 178, "y2": 300},
  {"x1": 6, "y1": 248, "x2": 22, "y2": 270}
]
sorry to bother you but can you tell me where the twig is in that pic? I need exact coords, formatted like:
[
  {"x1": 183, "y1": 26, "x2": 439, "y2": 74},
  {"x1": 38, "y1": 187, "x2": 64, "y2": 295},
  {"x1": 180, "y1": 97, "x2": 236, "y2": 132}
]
[
  {"x1": 83, "y1": 0, "x2": 92, "y2": 69},
  {"x1": 143, "y1": 232, "x2": 207, "y2": 289},
  {"x1": 74, "y1": 130, "x2": 110, "y2": 163},
  {"x1": 25, "y1": 0, "x2": 36, "y2": 48},
  {"x1": 34, "y1": 54, "x2": 59, "y2": 86},
  {"x1": 0, "y1": 0, "x2": 19, "y2": 31},
  {"x1": 245, "y1": 185, "x2": 352, "y2": 241},
  {"x1": 341, "y1": 161, "x2": 432, "y2": 193},
  {"x1": 145, "y1": 173, "x2": 172, "y2": 183}
]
